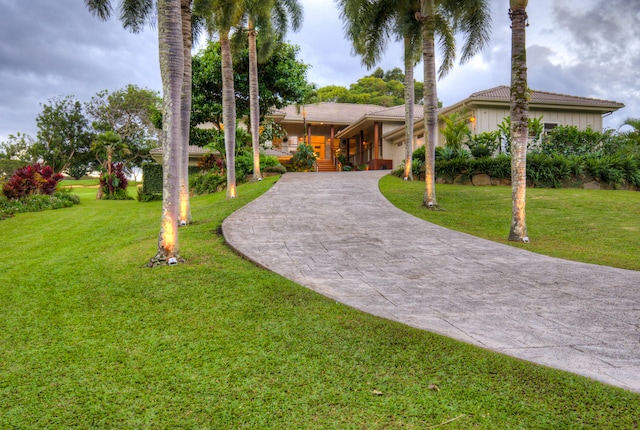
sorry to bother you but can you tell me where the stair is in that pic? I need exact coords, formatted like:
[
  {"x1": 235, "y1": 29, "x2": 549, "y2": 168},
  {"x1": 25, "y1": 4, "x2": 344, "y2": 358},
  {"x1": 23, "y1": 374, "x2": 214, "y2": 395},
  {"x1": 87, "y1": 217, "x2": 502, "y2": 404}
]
[{"x1": 316, "y1": 159, "x2": 337, "y2": 172}]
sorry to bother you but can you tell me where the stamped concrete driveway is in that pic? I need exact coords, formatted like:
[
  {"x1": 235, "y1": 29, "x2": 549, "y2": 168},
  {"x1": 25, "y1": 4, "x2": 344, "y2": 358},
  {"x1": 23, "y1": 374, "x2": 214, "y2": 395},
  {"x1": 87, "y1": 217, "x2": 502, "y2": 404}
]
[{"x1": 222, "y1": 171, "x2": 640, "y2": 392}]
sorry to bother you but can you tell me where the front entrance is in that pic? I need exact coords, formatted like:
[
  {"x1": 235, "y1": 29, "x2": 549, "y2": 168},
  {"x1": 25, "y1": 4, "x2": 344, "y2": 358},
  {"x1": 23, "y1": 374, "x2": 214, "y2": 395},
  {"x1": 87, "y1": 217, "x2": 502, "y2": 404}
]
[{"x1": 310, "y1": 136, "x2": 326, "y2": 160}]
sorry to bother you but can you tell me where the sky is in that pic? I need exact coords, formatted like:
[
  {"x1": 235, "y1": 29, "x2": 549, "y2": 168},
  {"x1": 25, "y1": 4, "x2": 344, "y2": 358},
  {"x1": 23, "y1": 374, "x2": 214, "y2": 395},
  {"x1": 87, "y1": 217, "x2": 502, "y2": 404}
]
[{"x1": 1, "y1": 0, "x2": 639, "y2": 143}]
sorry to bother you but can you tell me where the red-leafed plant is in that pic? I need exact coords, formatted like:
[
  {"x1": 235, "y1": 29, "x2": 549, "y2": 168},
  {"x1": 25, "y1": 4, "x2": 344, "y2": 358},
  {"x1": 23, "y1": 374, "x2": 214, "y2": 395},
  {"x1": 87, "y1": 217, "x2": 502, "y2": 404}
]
[
  {"x1": 99, "y1": 162, "x2": 130, "y2": 200},
  {"x1": 2, "y1": 163, "x2": 63, "y2": 200}
]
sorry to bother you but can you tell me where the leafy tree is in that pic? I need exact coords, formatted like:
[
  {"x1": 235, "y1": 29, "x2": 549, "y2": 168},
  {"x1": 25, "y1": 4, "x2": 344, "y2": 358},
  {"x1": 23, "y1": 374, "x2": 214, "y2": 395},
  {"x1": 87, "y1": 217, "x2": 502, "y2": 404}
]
[
  {"x1": 85, "y1": 85, "x2": 161, "y2": 178},
  {"x1": 32, "y1": 96, "x2": 94, "y2": 174},
  {"x1": 509, "y1": 0, "x2": 529, "y2": 242},
  {"x1": 191, "y1": 40, "x2": 310, "y2": 129},
  {"x1": 0, "y1": 132, "x2": 36, "y2": 162}
]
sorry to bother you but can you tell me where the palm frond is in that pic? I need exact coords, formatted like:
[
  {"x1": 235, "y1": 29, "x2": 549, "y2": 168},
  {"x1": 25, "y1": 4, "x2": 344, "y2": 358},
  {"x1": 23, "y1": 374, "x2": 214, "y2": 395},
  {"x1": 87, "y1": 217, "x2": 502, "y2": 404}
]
[{"x1": 84, "y1": 0, "x2": 113, "y2": 20}]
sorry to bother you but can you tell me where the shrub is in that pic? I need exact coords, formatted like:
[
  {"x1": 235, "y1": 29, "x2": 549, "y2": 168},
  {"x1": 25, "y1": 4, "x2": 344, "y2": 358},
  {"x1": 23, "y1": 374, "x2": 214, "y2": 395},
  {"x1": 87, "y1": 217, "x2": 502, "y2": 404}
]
[
  {"x1": 412, "y1": 145, "x2": 425, "y2": 163},
  {"x1": 2, "y1": 163, "x2": 63, "y2": 200},
  {"x1": 290, "y1": 143, "x2": 317, "y2": 172},
  {"x1": 190, "y1": 172, "x2": 226, "y2": 195},
  {"x1": 541, "y1": 126, "x2": 613, "y2": 157},
  {"x1": 436, "y1": 157, "x2": 470, "y2": 181},
  {"x1": 467, "y1": 131, "x2": 499, "y2": 159},
  {"x1": 527, "y1": 153, "x2": 571, "y2": 188},
  {"x1": 99, "y1": 163, "x2": 132, "y2": 200},
  {"x1": 0, "y1": 190, "x2": 80, "y2": 220}
]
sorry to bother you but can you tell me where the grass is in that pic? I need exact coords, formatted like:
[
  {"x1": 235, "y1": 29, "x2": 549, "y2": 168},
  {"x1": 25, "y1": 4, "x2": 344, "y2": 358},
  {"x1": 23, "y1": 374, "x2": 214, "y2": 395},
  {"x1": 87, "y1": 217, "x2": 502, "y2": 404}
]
[
  {"x1": 1, "y1": 175, "x2": 640, "y2": 428},
  {"x1": 379, "y1": 175, "x2": 640, "y2": 271}
]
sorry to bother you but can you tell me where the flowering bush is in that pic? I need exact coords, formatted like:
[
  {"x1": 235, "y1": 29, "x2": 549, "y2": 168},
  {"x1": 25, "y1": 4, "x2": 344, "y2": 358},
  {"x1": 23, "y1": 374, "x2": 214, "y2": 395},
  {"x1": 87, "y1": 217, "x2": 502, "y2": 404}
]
[{"x1": 2, "y1": 163, "x2": 63, "y2": 200}]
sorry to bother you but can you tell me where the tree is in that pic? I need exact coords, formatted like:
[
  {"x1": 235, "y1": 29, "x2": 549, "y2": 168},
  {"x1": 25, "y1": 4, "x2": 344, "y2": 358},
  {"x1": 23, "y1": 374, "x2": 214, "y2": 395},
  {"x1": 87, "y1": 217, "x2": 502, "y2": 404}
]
[
  {"x1": 416, "y1": 0, "x2": 491, "y2": 208},
  {"x1": 32, "y1": 96, "x2": 93, "y2": 174},
  {"x1": 85, "y1": 85, "x2": 161, "y2": 178},
  {"x1": 91, "y1": 131, "x2": 131, "y2": 199},
  {"x1": 85, "y1": 0, "x2": 187, "y2": 263},
  {"x1": 241, "y1": 0, "x2": 303, "y2": 181},
  {"x1": 337, "y1": 0, "x2": 422, "y2": 181},
  {"x1": 0, "y1": 132, "x2": 36, "y2": 162},
  {"x1": 508, "y1": 0, "x2": 529, "y2": 242},
  {"x1": 190, "y1": 40, "x2": 309, "y2": 137},
  {"x1": 195, "y1": 0, "x2": 244, "y2": 199}
]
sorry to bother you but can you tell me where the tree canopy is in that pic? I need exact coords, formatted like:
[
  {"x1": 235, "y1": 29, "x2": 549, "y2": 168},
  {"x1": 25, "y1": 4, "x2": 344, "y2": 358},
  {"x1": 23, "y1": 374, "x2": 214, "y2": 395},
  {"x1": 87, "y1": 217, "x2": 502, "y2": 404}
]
[
  {"x1": 309, "y1": 67, "x2": 423, "y2": 107},
  {"x1": 190, "y1": 39, "x2": 310, "y2": 138}
]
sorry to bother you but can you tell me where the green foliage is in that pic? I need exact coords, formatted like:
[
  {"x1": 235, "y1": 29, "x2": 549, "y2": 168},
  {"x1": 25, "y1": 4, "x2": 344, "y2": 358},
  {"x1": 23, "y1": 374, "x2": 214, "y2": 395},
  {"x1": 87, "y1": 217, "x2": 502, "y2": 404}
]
[
  {"x1": 436, "y1": 146, "x2": 471, "y2": 161},
  {"x1": 32, "y1": 95, "x2": 94, "y2": 174},
  {"x1": 191, "y1": 40, "x2": 310, "y2": 129},
  {"x1": 189, "y1": 172, "x2": 226, "y2": 195},
  {"x1": 412, "y1": 145, "x2": 425, "y2": 163},
  {"x1": 436, "y1": 157, "x2": 471, "y2": 181},
  {"x1": 85, "y1": 85, "x2": 160, "y2": 174},
  {"x1": 0, "y1": 159, "x2": 25, "y2": 178},
  {"x1": 541, "y1": 125, "x2": 613, "y2": 156},
  {"x1": 440, "y1": 112, "x2": 470, "y2": 149},
  {"x1": 468, "y1": 154, "x2": 507, "y2": 178},
  {"x1": 467, "y1": 131, "x2": 499, "y2": 158},
  {"x1": 141, "y1": 163, "x2": 163, "y2": 195},
  {"x1": 526, "y1": 153, "x2": 571, "y2": 188},
  {"x1": 290, "y1": 143, "x2": 317, "y2": 171},
  {"x1": 0, "y1": 190, "x2": 79, "y2": 220},
  {"x1": 310, "y1": 67, "x2": 424, "y2": 106}
]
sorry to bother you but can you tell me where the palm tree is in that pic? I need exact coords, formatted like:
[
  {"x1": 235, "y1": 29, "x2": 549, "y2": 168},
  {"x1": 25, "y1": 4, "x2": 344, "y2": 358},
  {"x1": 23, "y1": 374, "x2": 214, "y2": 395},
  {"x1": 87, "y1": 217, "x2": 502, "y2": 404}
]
[
  {"x1": 86, "y1": 0, "x2": 186, "y2": 262},
  {"x1": 508, "y1": 0, "x2": 529, "y2": 242},
  {"x1": 337, "y1": 0, "x2": 421, "y2": 181},
  {"x1": 243, "y1": 0, "x2": 303, "y2": 182},
  {"x1": 417, "y1": 0, "x2": 491, "y2": 208},
  {"x1": 179, "y1": 0, "x2": 193, "y2": 225},
  {"x1": 196, "y1": 0, "x2": 244, "y2": 198}
]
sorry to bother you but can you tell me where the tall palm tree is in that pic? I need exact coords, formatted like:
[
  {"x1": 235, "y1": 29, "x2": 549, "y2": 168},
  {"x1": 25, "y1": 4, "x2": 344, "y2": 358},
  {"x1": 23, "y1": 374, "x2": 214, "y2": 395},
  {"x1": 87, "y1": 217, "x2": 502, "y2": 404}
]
[
  {"x1": 417, "y1": 0, "x2": 491, "y2": 208},
  {"x1": 179, "y1": 0, "x2": 193, "y2": 225},
  {"x1": 85, "y1": 0, "x2": 186, "y2": 262},
  {"x1": 508, "y1": 0, "x2": 529, "y2": 242},
  {"x1": 337, "y1": 0, "x2": 421, "y2": 181},
  {"x1": 241, "y1": 0, "x2": 303, "y2": 181},
  {"x1": 196, "y1": 0, "x2": 244, "y2": 198}
]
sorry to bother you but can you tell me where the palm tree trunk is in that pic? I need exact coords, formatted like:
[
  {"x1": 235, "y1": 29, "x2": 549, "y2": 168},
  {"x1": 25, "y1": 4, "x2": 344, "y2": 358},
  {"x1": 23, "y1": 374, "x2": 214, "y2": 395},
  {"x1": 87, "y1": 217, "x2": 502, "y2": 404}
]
[
  {"x1": 403, "y1": 36, "x2": 415, "y2": 181},
  {"x1": 508, "y1": 0, "x2": 529, "y2": 242},
  {"x1": 248, "y1": 19, "x2": 262, "y2": 181},
  {"x1": 421, "y1": 0, "x2": 438, "y2": 208},
  {"x1": 179, "y1": 0, "x2": 192, "y2": 225},
  {"x1": 154, "y1": 0, "x2": 184, "y2": 262},
  {"x1": 220, "y1": 30, "x2": 237, "y2": 198}
]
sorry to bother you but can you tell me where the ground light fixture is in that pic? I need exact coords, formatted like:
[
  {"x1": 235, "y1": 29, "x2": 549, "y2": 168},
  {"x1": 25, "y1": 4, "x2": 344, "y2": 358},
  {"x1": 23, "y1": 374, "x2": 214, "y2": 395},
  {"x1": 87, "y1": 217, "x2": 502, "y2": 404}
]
[{"x1": 167, "y1": 257, "x2": 178, "y2": 266}]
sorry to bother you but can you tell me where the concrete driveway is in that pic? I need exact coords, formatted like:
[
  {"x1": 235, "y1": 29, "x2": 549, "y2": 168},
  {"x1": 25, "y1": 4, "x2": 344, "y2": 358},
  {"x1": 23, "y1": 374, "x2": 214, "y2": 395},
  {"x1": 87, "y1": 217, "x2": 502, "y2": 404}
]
[{"x1": 222, "y1": 171, "x2": 640, "y2": 392}]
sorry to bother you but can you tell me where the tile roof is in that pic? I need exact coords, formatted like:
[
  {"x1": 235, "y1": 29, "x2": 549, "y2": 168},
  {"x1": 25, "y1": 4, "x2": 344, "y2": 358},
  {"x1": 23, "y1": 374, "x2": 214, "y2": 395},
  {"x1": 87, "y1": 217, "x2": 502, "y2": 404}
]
[
  {"x1": 469, "y1": 85, "x2": 624, "y2": 108},
  {"x1": 271, "y1": 102, "x2": 386, "y2": 124}
]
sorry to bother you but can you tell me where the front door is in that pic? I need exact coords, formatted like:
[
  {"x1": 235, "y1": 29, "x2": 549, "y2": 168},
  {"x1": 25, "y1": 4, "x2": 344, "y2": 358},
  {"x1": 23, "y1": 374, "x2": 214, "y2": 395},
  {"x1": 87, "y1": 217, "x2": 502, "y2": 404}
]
[{"x1": 310, "y1": 136, "x2": 326, "y2": 160}]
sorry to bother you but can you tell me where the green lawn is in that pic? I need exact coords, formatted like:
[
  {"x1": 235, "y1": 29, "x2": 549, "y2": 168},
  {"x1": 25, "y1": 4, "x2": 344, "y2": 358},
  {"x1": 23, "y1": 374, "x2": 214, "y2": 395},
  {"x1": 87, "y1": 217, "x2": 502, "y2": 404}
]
[
  {"x1": 1, "y1": 175, "x2": 639, "y2": 428},
  {"x1": 379, "y1": 174, "x2": 640, "y2": 271}
]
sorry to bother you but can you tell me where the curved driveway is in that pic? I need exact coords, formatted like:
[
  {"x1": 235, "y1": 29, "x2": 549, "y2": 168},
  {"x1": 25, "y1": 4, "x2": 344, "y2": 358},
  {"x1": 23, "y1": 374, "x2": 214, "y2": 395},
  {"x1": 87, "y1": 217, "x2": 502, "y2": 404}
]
[{"x1": 222, "y1": 171, "x2": 640, "y2": 392}]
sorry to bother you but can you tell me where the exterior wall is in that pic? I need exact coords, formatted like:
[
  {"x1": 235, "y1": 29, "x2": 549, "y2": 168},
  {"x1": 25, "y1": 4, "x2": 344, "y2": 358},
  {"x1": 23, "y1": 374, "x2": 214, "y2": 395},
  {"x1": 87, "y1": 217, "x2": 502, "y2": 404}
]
[{"x1": 469, "y1": 106, "x2": 604, "y2": 135}]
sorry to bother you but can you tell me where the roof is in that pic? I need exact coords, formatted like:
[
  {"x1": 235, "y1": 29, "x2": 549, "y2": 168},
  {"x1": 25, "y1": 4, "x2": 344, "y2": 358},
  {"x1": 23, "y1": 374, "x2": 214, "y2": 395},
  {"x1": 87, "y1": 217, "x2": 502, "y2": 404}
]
[
  {"x1": 441, "y1": 85, "x2": 624, "y2": 115},
  {"x1": 335, "y1": 104, "x2": 424, "y2": 139},
  {"x1": 269, "y1": 102, "x2": 386, "y2": 125}
]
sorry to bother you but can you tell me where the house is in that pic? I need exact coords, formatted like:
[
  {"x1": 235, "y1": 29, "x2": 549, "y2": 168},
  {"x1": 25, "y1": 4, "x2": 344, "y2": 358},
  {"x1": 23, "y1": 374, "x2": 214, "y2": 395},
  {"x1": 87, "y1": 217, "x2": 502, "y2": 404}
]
[
  {"x1": 270, "y1": 87, "x2": 623, "y2": 171},
  {"x1": 437, "y1": 85, "x2": 625, "y2": 136},
  {"x1": 151, "y1": 87, "x2": 624, "y2": 171},
  {"x1": 267, "y1": 102, "x2": 424, "y2": 171}
]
